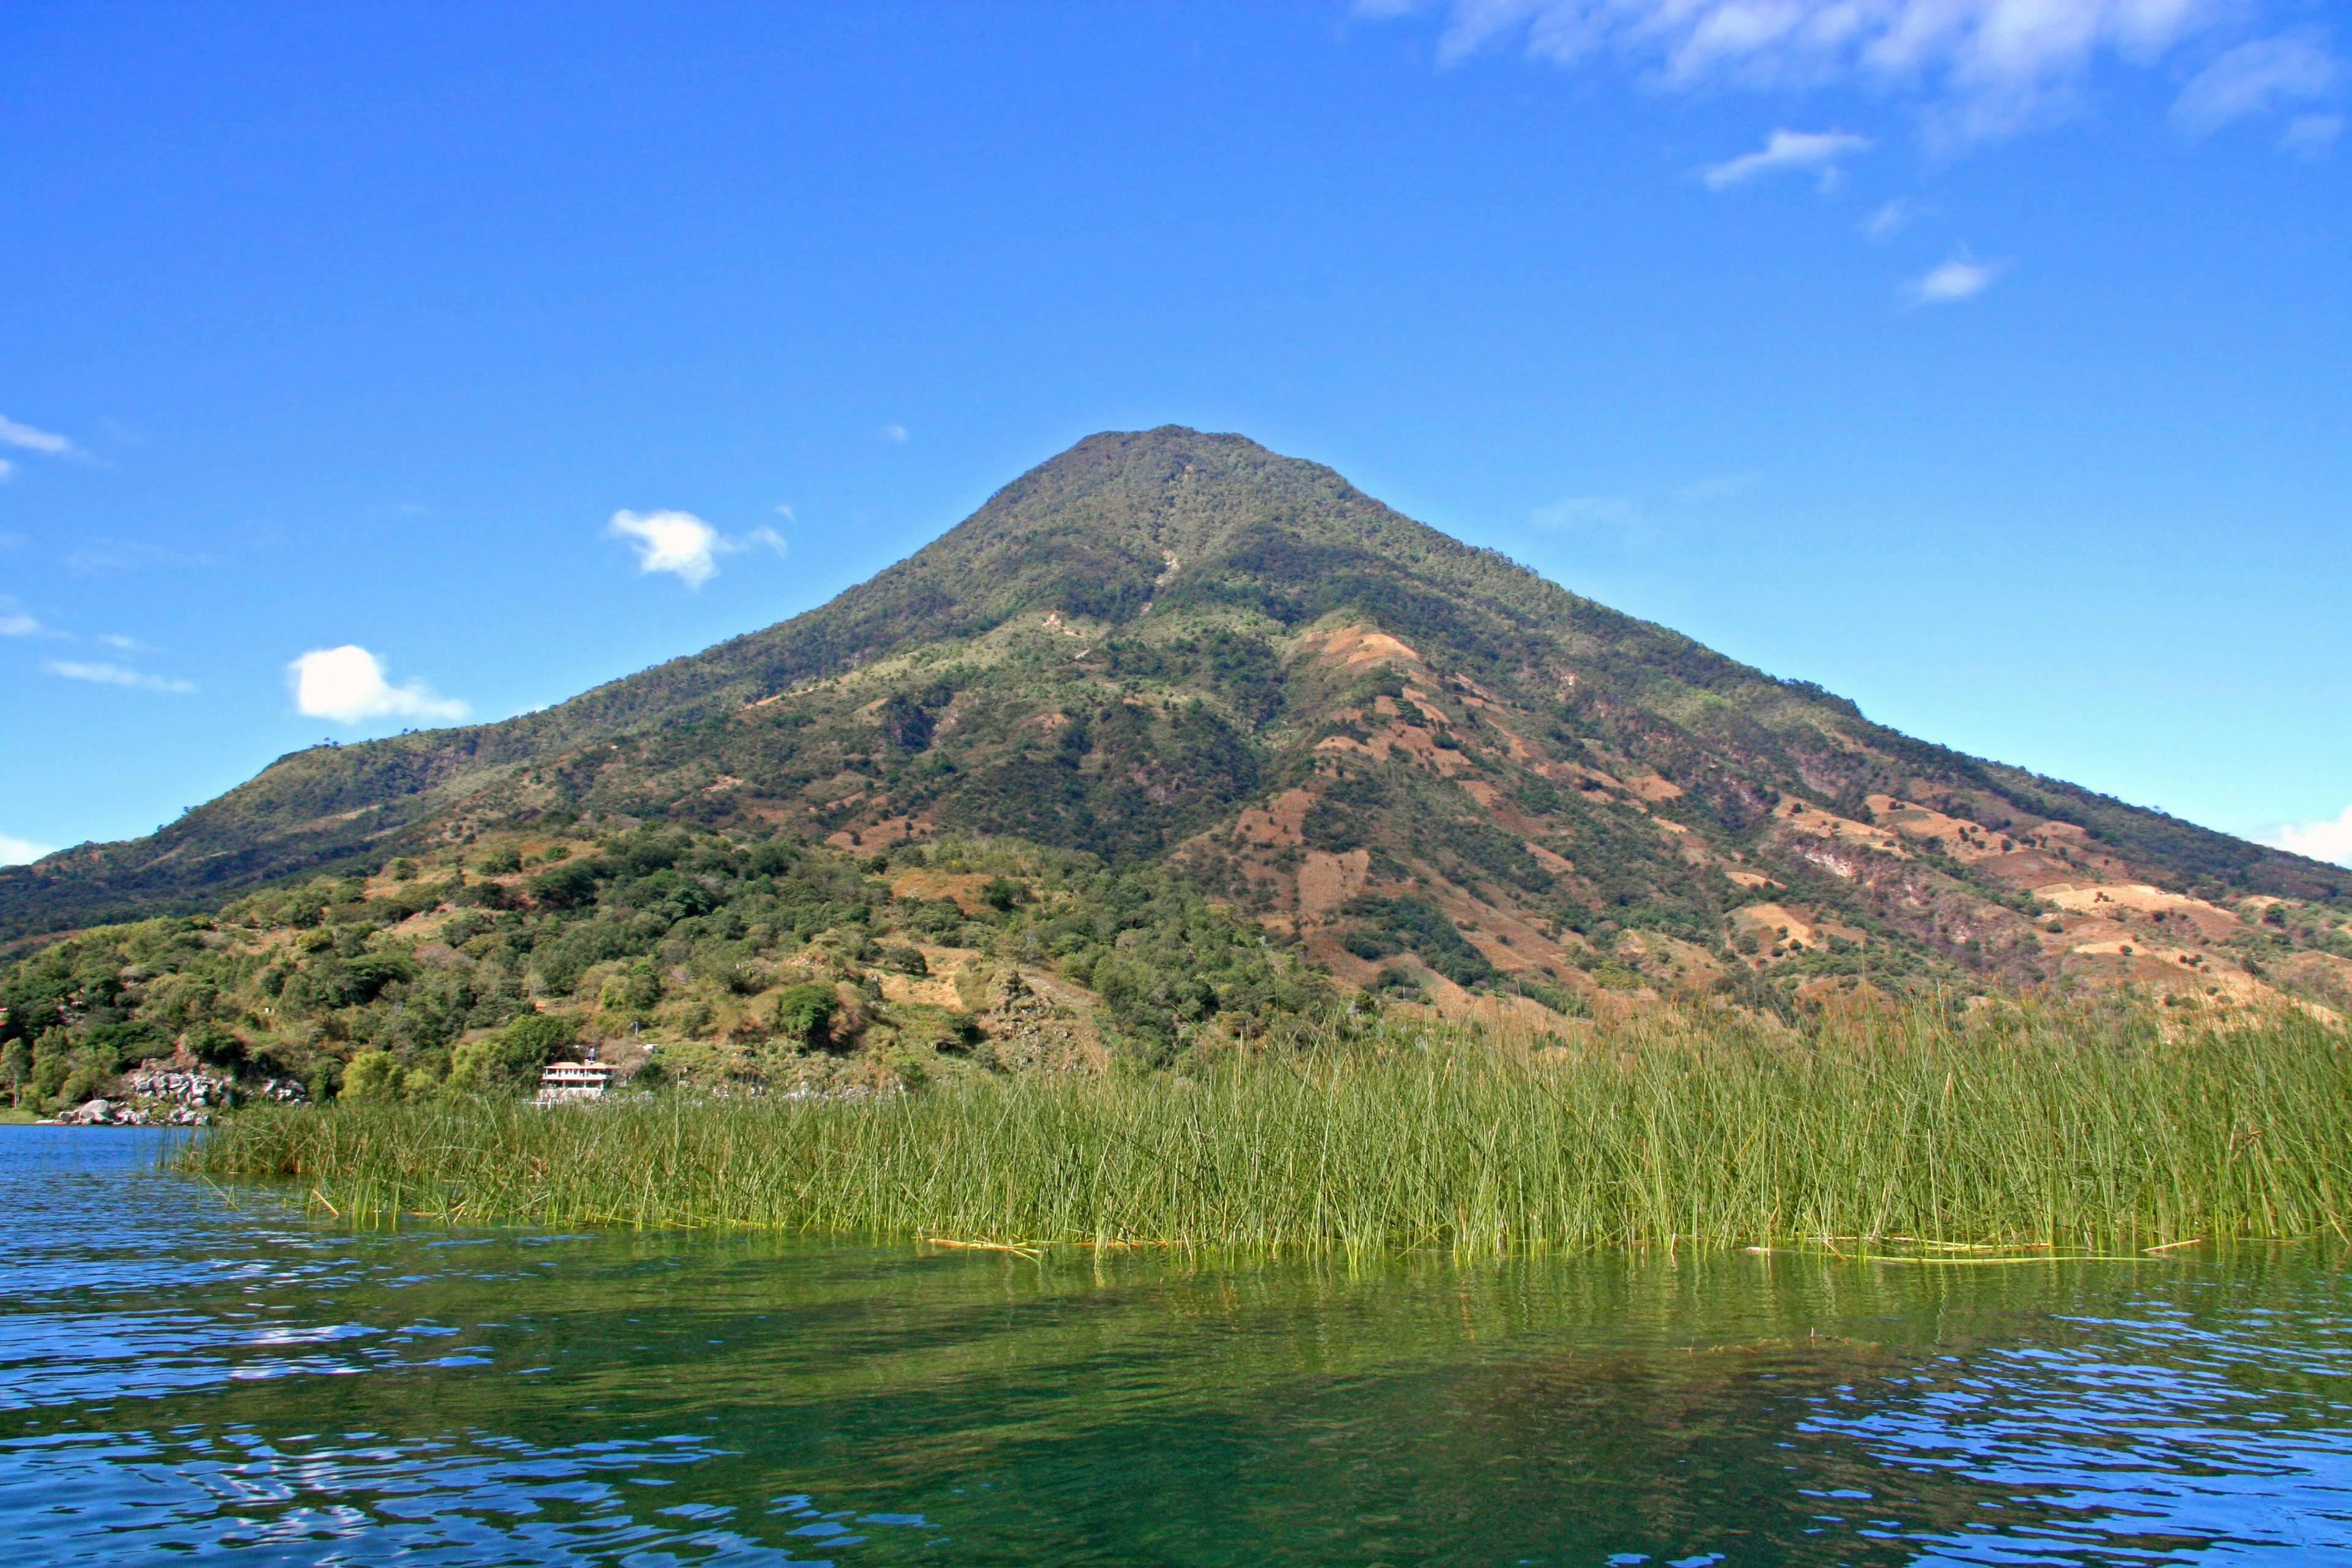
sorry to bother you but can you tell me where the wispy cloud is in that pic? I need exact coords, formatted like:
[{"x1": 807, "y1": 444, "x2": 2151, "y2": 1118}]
[
  {"x1": 0, "y1": 415, "x2": 74, "y2": 456},
  {"x1": 0, "y1": 459, "x2": 14, "y2": 481},
  {"x1": 2173, "y1": 32, "x2": 2338, "y2": 137},
  {"x1": 1531, "y1": 494, "x2": 1644, "y2": 532},
  {"x1": 1379, "y1": 0, "x2": 2275, "y2": 142},
  {"x1": 1672, "y1": 472, "x2": 1760, "y2": 503},
  {"x1": 0, "y1": 832, "x2": 54, "y2": 866},
  {"x1": 2, "y1": 595, "x2": 75, "y2": 639},
  {"x1": 881, "y1": 423, "x2": 911, "y2": 444},
  {"x1": 1702, "y1": 128, "x2": 1871, "y2": 189},
  {"x1": 1862, "y1": 198, "x2": 1918, "y2": 241},
  {"x1": 608, "y1": 509, "x2": 786, "y2": 589},
  {"x1": 97, "y1": 633, "x2": 157, "y2": 653},
  {"x1": 2265, "y1": 804, "x2": 2352, "y2": 868},
  {"x1": 63, "y1": 539, "x2": 214, "y2": 575},
  {"x1": 1903, "y1": 254, "x2": 2000, "y2": 304},
  {"x1": 2282, "y1": 111, "x2": 2344, "y2": 157},
  {"x1": 44, "y1": 659, "x2": 195, "y2": 693},
  {"x1": 1535, "y1": 470, "x2": 1763, "y2": 534},
  {"x1": 288, "y1": 645, "x2": 467, "y2": 725}
]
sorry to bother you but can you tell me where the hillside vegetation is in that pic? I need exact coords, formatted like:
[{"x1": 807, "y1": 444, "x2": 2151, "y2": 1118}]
[
  {"x1": 0, "y1": 823, "x2": 1340, "y2": 1116},
  {"x1": 6, "y1": 428, "x2": 2350, "y2": 1113}
]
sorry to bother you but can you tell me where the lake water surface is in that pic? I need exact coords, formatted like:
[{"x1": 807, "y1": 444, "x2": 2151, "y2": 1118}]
[{"x1": 4, "y1": 1125, "x2": 2350, "y2": 1565}]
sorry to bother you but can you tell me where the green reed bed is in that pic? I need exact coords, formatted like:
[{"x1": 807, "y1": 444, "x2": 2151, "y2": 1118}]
[{"x1": 187, "y1": 1005, "x2": 2352, "y2": 1254}]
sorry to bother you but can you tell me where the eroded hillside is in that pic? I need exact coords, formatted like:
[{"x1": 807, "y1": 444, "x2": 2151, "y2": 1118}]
[{"x1": 5, "y1": 426, "x2": 2346, "y2": 1073}]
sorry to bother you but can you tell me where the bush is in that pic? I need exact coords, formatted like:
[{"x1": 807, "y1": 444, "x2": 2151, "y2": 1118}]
[
  {"x1": 527, "y1": 862, "x2": 600, "y2": 910},
  {"x1": 771, "y1": 982, "x2": 840, "y2": 1049},
  {"x1": 186, "y1": 1022, "x2": 247, "y2": 1069},
  {"x1": 342, "y1": 1050, "x2": 402, "y2": 1102},
  {"x1": 498, "y1": 1013, "x2": 575, "y2": 1077}
]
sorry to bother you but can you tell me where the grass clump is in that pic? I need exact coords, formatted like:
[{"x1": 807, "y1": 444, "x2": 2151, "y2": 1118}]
[{"x1": 187, "y1": 1003, "x2": 2352, "y2": 1255}]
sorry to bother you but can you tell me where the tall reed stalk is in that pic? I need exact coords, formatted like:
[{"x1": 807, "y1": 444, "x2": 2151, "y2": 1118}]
[{"x1": 187, "y1": 1004, "x2": 2352, "y2": 1254}]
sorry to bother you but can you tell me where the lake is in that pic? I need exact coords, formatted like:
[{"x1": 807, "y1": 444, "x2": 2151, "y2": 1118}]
[{"x1": 3, "y1": 1125, "x2": 2349, "y2": 1565}]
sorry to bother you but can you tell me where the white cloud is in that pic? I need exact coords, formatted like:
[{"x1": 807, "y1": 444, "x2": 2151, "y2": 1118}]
[
  {"x1": 98, "y1": 633, "x2": 156, "y2": 652},
  {"x1": 2173, "y1": 33, "x2": 2337, "y2": 137},
  {"x1": 881, "y1": 423, "x2": 910, "y2": 443},
  {"x1": 1903, "y1": 254, "x2": 2000, "y2": 304},
  {"x1": 2282, "y1": 111, "x2": 2345, "y2": 156},
  {"x1": 1863, "y1": 197, "x2": 1918, "y2": 239},
  {"x1": 288, "y1": 645, "x2": 467, "y2": 725},
  {"x1": 0, "y1": 832, "x2": 54, "y2": 866},
  {"x1": 0, "y1": 415, "x2": 74, "y2": 456},
  {"x1": 1390, "y1": 0, "x2": 2259, "y2": 141},
  {"x1": 0, "y1": 459, "x2": 14, "y2": 481},
  {"x1": 0, "y1": 594, "x2": 62, "y2": 638},
  {"x1": 609, "y1": 508, "x2": 724, "y2": 588},
  {"x1": 44, "y1": 659, "x2": 195, "y2": 693},
  {"x1": 2266, "y1": 804, "x2": 2352, "y2": 867},
  {"x1": 1702, "y1": 128, "x2": 1872, "y2": 187},
  {"x1": 607, "y1": 509, "x2": 786, "y2": 589}
]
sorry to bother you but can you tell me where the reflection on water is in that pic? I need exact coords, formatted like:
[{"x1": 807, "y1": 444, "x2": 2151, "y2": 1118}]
[{"x1": 2, "y1": 1126, "x2": 2348, "y2": 1565}]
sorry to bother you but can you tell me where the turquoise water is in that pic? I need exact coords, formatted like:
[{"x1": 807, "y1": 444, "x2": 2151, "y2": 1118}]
[{"x1": 4, "y1": 1127, "x2": 2351, "y2": 1564}]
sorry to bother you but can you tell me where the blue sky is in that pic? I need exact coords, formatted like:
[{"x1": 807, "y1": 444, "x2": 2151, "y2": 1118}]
[{"x1": 2, "y1": 1, "x2": 2346, "y2": 866}]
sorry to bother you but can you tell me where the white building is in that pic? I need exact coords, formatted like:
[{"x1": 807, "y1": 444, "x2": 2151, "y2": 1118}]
[{"x1": 537, "y1": 1061, "x2": 616, "y2": 1102}]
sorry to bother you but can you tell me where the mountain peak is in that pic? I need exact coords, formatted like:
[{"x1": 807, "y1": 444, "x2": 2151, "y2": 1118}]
[{"x1": 5, "y1": 432, "x2": 2345, "y2": 1028}]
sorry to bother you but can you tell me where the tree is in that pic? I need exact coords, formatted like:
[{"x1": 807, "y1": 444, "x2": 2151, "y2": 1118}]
[
  {"x1": 497, "y1": 1012, "x2": 574, "y2": 1077},
  {"x1": 342, "y1": 1050, "x2": 402, "y2": 1102}
]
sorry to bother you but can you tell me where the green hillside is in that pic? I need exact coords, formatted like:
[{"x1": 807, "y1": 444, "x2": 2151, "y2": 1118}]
[{"x1": 6, "y1": 428, "x2": 2347, "y2": 1044}]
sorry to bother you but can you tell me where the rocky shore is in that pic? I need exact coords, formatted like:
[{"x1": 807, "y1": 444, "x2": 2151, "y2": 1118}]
[{"x1": 49, "y1": 1063, "x2": 307, "y2": 1127}]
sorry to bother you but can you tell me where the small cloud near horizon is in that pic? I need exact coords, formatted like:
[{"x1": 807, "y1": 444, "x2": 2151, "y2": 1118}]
[
  {"x1": 2265, "y1": 805, "x2": 2352, "y2": 868},
  {"x1": 1904, "y1": 255, "x2": 2001, "y2": 305},
  {"x1": 608, "y1": 508, "x2": 786, "y2": 589},
  {"x1": 44, "y1": 659, "x2": 195, "y2": 693},
  {"x1": 1702, "y1": 129, "x2": 1872, "y2": 189},
  {"x1": 0, "y1": 414, "x2": 75, "y2": 457},
  {"x1": 289, "y1": 645, "x2": 467, "y2": 725},
  {"x1": 0, "y1": 831, "x2": 54, "y2": 866}
]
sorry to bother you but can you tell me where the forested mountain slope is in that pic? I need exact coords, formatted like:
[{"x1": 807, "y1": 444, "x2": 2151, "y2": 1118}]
[{"x1": 6, "y1": 428, "x2": 2347, "y2": 1031}]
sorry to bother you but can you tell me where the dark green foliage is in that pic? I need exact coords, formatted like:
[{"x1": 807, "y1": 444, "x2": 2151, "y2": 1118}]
[
  {"x1": 771, "y1": 982, "x2": 840, "y2": 1049},
  {"x1": 527, "y1": 862, "x2": 599, "y2": 909},
  {"x1": 1344, "y1": 896, "x2": 1494, "y2": 987},
  {"x1": 499, "y1": 1013, "x2": 574, "y2": 1075}
]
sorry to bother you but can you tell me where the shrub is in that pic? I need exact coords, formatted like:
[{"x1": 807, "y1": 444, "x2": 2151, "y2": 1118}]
[
  {"x1": 498, "y1": 1013, "x2": 575, "y2": 1077},
  {"x1": 342, "y1": 1050, "x2": 402, "y2": 1102},
  {"x1": 771, "y1": 982, "x2": 840, "y2": 1049}
]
